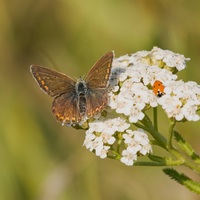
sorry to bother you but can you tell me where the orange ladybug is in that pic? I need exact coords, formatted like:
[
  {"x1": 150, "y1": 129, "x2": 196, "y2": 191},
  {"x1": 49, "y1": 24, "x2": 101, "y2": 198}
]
[{"x1": 153, "y1": 80, "x2": 165, "y2": 97}]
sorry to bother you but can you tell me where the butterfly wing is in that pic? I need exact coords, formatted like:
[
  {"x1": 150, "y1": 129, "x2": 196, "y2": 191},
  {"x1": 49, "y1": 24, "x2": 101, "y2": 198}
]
[
  {"x1": 86, "y1": 88, "x2": 108, "y2": 118},
  {"x1": 85, "y1": 51, "x2": 114, "y2": 88},
  {"x1": 52, "y1": 92, "x2": 81, "y2": 124},
  {"x1": 31, "y1": 65, "x2": 81, "y2": 124},
  {"x1": 30, "y1": 65, "x2": 76, "y2": 97},
  {"x1": 84, "y1": 51, "x2": 114, "y2": 117}
]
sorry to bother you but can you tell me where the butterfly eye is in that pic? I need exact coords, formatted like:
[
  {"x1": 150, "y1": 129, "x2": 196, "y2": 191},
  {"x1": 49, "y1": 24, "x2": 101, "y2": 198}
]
[{"x1": 153, "y1": 80, "x2": 165, "y2": 97}]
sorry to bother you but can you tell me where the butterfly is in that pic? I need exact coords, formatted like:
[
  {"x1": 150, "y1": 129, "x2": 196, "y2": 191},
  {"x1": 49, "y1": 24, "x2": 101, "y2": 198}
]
[
  {"x1": 153, "y1": 80, "x2": 165, "y2": 97},
  {"x1": 30, "y1": 51, "x2": 114, "y2": 125}
]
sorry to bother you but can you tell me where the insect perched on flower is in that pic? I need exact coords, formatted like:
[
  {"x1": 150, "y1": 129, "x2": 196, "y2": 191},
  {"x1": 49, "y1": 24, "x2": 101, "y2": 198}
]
[
  {"x1": 30, "y1": 51, "x2": 114, "y2": 125},
  {"x1": 153, "y1": 80, "x2": 165, "y2": 97}
]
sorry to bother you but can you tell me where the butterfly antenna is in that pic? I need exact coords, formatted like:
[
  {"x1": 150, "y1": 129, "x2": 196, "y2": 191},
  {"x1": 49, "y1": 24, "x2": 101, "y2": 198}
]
[{"x1": 38, "y1": 49, "x2": 62, "y2": 71}]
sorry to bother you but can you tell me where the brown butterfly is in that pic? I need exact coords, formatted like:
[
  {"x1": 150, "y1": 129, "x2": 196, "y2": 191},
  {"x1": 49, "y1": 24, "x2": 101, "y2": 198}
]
[{"x1": 30, "y1": 51, "x2": 114, "y2": 125}]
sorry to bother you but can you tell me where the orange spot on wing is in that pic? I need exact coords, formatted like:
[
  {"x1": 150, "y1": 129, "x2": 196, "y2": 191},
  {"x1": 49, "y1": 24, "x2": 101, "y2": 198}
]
[{"x1": 44, "y1": 85, "x2": 49, "y2": 91}]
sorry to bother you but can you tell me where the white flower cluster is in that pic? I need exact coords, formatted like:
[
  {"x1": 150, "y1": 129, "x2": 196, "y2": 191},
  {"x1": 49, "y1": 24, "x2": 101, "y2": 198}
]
[
  {"x1": 83, "y1": 117, "x2": 130, "y2": 159},
  {"x1": 83, "y1": 116, "x2": 152, "y2": 166},
  {"x1": 109, "y1": 47, "x2": 183, "y2": 123},
  {"x1": 83, "y1": 47, "x2": 199, "y2": 165},
  {"x1": 108, "y1": 47, "x2": 199, "y2": 123},
  {"x1": 158, "y1": 80, "x2": 200, "y2": 121},
  {"x1": 121, "y1": 129, "x2": 152, "y2": 166},
  {"x1": 150, "y1": 46, "x2": 190, "y2": 71}
]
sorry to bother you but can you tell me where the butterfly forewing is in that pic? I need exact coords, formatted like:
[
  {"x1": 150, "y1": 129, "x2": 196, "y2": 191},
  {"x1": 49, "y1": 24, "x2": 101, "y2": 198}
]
[
  {"x1": 30, "y1": 65, "x2": 76, "y2": 97},
  {"x1": 84, "y1": 51, "x2": 114, "y2": 118},
  {"x1": 85, "y1": 51, "x2": 114, "y2": 88}
]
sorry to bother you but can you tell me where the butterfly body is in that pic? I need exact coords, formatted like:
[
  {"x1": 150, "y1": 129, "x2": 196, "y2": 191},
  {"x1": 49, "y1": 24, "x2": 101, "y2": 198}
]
[
  {"x1": 30, "y1": 51, "x2": 114, "y2": 125},
  {"x1": 76, "y1": 79, "x2": 87, "y2": 116}
]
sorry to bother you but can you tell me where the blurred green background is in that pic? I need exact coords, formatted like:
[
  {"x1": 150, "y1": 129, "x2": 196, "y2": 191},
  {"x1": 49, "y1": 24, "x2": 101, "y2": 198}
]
[{"x1": 1, "y1": 0, "x2": 200, "y2": 199}]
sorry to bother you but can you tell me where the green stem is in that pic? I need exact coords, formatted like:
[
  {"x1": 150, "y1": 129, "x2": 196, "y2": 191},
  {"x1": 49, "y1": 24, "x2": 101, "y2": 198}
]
[
  {"x1": 108, "y1": 146, "x2": 122, "y2": 160},
  {"x1": 138, "y1": 114, "x2": 167, "y2": 149},
  {"x1": 169, "y1": 148, "x2": 200, "y2": 174},
  {"x1": 116, "y1": 132, "x2": 123, "y2": 154},
  {"x1": 153, "y1": 107, "x2": 158, "y2": 132},
  {"x1": 133, "y1": 161, "x2": 166, "y2": 166},
  {"x1": 168, "y1": 118, "x2": 176, "y2": 149},
  {"x1": 184, "y1": 160, "x2": 200, "y2": 174}
]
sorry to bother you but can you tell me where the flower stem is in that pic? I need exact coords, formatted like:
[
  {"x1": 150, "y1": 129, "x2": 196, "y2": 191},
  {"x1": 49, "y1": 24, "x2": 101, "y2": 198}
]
[
  {"x1": 139, "y1": 114, "x2": 167, "y2": 149},
  {"x1": 133, "y1": 161, "x2": 166, "y2": 166},
  {"x1": 153, "y1": 107, "x2": 158, "y2": 131},
  {"x1": 168, "y1": 118, "x2": 176, "y2": 149}
]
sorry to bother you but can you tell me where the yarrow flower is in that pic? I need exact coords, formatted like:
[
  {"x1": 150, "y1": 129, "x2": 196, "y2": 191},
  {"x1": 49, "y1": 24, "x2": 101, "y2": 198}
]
[
  {"x1": 108, "y1": 47, "x2": 181, "y2": 124},
  {"x1": 120, "y1": 129, "x2": 152, "y2": 166},
  {"x1": 157, "y1": 80, "x2": 200, "y2": 121},
  {"x1": 82, "y1": 47, "x2": 200, "y2": 166},
  {"x1": 83, "y1": 117, "x2": 130, "y2": 159},
  {"x1": 147, "y1": 46, "x2": 190, "y2": 72}
]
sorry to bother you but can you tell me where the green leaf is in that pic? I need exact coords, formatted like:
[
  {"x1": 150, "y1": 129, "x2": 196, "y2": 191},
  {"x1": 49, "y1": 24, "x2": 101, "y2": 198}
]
[
  {"x1": 174, "y1": 131, "x2": 200, "y2": 164},
  {"x1": 148, "y1": 154, "x2": 166, "y2": 163},
  {"x1": 163, "y1": 168, "x2": 200, "y2": 194}
]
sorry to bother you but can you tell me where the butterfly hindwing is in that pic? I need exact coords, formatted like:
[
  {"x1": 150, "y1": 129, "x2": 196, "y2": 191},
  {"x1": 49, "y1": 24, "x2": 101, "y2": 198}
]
[
  {"x1": 52, "y1": 92, "x2": 81, "y2": 124},
  {"x1": 86, "y1": 88, "x2": 108, "y2": 118}
]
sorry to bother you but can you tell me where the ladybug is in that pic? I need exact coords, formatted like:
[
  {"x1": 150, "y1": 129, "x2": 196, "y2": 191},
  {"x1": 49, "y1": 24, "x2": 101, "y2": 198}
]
[{"x1": 153, "y1": 80, "x2": 165, "y2": 97}]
